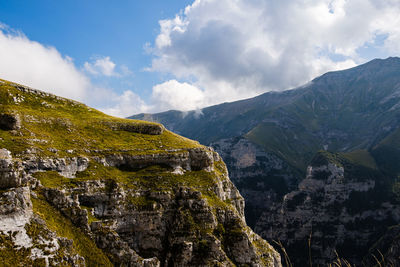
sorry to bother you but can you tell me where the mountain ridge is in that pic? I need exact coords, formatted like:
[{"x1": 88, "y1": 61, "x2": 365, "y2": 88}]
[
  {"x1": 132, "y1": 57, "x2": 400, "y2": 171},
  {"x1": 131, "y1": 57, "x2": 400, "y2": 265}
]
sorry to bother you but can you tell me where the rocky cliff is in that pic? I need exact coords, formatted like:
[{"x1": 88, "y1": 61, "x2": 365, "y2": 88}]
[
  {"x1": 255, "y1": 151, "x2": 399, "y2": 265},
  {"x1": 210, "y1": 137, "x2": 300, "y2": 229},
  {"x1": 0, "y1": 80, "x2": 281, "y2": 266}
]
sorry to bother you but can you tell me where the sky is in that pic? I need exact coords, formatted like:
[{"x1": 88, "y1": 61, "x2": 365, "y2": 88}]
[{"x1": 0, "y1": 0, "x2": 399, "y2": 117}]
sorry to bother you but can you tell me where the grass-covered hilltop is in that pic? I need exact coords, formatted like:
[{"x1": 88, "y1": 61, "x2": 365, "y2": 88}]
[{"x1": 0, "y1": 79, "x2": 281, "y2": 266}]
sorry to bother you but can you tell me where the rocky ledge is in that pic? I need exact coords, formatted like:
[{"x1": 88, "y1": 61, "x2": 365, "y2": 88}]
[{"x1": 0, "y1": 147, "x2": 281, "y2": 266}]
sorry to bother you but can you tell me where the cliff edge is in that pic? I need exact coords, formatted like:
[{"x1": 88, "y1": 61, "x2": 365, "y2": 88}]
[{"x1": 0, "y1": 79, "x2": 280, "y2": 266}]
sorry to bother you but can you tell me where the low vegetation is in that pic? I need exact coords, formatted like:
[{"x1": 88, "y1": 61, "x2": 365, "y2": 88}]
[
  {"x1": 31, "y1": 192, "x2": 113, "y2": 266},
  {"x1": 0, "y1": 79, "x2": 201, "y2": 158}
]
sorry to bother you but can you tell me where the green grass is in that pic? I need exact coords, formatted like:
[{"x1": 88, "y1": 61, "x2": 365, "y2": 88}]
[
  {"x1": 311, "y1": 150, "x2": 344, "y2": 167},
  {"x1": 375, "y1": 127, "x2": 400, "y2": 149},
  {"x1": 341, "y1": 149, "x2": 377, "y2": 169},
  {"x1": 34, "y1": 171, "x2": 79, "y2": 188},
  {"x1": 126, "y1": 195, "x2": 157, "y2": 209},
  {"x1": 0, "y1": 79, "x2": 201, "y2": 158},
  {"x1": 0, "y1": 233, "x2": 38, "y2": 266},
  {"x1": 245, "y1": 122, "x2": 321, "y2": 171}
]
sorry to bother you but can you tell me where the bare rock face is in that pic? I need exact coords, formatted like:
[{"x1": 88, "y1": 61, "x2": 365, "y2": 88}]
[
  {"x1": 0, "y1": 174, "x2": 84, "y2": 265},
  {"x1": 256, "y1": 152, "x2": 399, "y2": 265},
  {"x1": 40, "y1": 159, "x2": 281, "y2": 266},
  {"x1": 117, "y1": 122, "x2": 165, "y2": 135},
  {"x1": 0, "y1": 149, "x2": 27, "y2": 189},
  {"x1": 23, "y1": 156, "x2": 89, "y2": 178},
  {"x1": 211, "y1": 137, "x2": 299, "y2": 228},
  {"x1": 106, "y1": 121, "x2": 165, "y2": 135},
  {"x1": 90, "y1": 220, "x2": 159, "y2": 267},
  {"x1": 101, "y1": 147, "x2": 216, "y2": 172},
  {"x1": 188, "y1": 147, "x2": 215, "y2": 171},
  {"x1": 0, "y1": 147, "x2": 281, "y2": 266},
  {"x1": 0, "y1": 113, "x2": 21, "y2": 130}
]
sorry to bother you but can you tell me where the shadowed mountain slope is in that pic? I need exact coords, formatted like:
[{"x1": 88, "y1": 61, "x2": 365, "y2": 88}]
[{"x1": 132, "y1": 57, "x2": 400, "y2": 264}]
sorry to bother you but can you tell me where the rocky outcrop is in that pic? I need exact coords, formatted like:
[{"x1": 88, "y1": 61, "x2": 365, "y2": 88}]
[
  {"x1": 42, "y1": 187, "x2": 91, "y2": 232},
  {"x1": 101, "y1": 147, "x2": 216, "y2": 172},
  {"x1": 256, "y1": 152, "x2": 399, "y2": 265},
  {"x1": 0, "y1": 158, "x2": 84, "y2": 265},
  {"x1": 109, "y1": 121, "x2": 165, "y2": 135},
  {"x1": 0, "y1": 148, "x2": 28, "y2": 189},
  {"x1": 23, "y1": 156, "x2": 89, "y2": 178},
  {"x1": 211, "y1": 137, "x2": 300, "y2": 227},
  {"x1": 0, "y1": 146, "x2": 281, "y2": 266},
  {"x1": 39, "y1": 156, "x2": 280, "y2": 266},
  {"x1": 91, "y1": 221, "x2": 159, "y2": 267}
]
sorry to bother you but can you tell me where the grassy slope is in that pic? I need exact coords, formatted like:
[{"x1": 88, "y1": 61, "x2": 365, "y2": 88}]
[
  {"x1": 341, "y1": 149, "x2": 377, "y2": 170},
  {"x1": 245, "y1": 121, "x2": 321, "y2": 171},
  {"x1": 0, "y1": 79, "x2": 201, "y2": 158}
]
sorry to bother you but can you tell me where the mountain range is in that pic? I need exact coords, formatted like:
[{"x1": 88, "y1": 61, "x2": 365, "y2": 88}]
[{"x1": 131, "y1": 57, "x2": 400, "y2": 265}]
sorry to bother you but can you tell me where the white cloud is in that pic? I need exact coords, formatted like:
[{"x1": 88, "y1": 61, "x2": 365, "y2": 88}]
[
  {"x1": 152, "y1": 80, "x2": 205, "y2": 111},
  {"x1": 84, "y1": 56, "x2": 117, "y2": 76},
  {"x1": 120, "y1": 65, "x2": 133, "y2": 76},
  {"x1": 99, "y1": 89, "x2": 150, "y2": 118},
  {"x1": 0, "y1": 25, "x2": 145, "y2": 117},
  {"x1": 148, "y1": 0, "x2": 400, "y2": 110},
  {"x1": 0, "y1": 27, "x2": 89, "y2": 101}
]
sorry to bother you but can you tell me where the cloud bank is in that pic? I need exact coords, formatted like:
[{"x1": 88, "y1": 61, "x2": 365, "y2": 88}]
[
  {"x1": 0, "y1": 26, "x2": 141, "y2": 117},
  {"x1": 149, "y1": 0, "x2": 400, "y2": 111},
  {"x1": 0, "y1": 27, "x2": 89, "y2": 101}
]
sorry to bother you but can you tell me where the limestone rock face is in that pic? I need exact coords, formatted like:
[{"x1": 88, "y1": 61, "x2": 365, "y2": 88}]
[
  {"x1": 188, "y1": 147, "x2": 215, "y2": 171},
  {"x1": 104, "y1": 120, "x2": 165, "y2": 135},
  {"x1": 211, "y1": 137, "x2": 299, "y2": 228},
  {"x1": 255, "y1": 152, "x2": 399, "y2": 265},
  {"x1": 0, "y1": 149, "x2": 27, "y2": 189},
  {"x1": 0, "y1": 181, "x2": 84, "y2": 266},
  {"x1": 23, "y1": 156, "x2": 89, "y2": 178},
  {"x1": 115, "y1": 121, "x2": 165, "y2": 135},
  {"x1": 0, "y1": 146, "x2": 281, "y2": 266},
  {"x1": 38, "y1": 152, "x2": 280, "y2": 266},
  {"x1": 101, "y1": 147, "x2": 216, "y2": 173}
]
